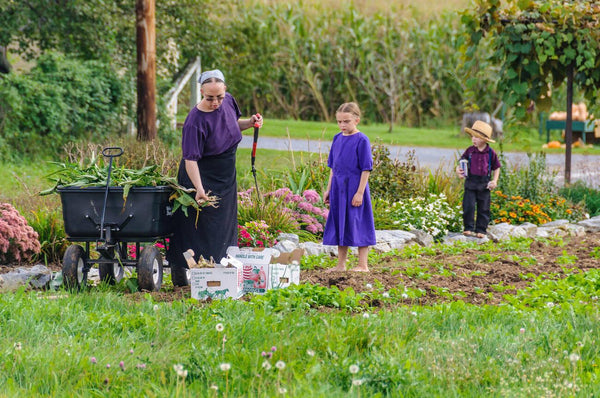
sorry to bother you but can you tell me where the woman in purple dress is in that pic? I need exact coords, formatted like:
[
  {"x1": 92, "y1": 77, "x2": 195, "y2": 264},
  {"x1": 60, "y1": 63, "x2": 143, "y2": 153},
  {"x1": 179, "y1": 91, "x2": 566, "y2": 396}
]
[
  {"x1": 323, "y1": 102, "x2": 376, "y2": 272},
  {"x1": 167, "y1": 69, "x2": 263, "y2": 286}
]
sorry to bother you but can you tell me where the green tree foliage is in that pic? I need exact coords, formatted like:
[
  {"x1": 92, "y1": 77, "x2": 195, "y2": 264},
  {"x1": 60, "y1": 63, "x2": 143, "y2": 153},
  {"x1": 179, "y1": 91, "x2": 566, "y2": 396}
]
[
  {"x1": 0, "y1": 52, "x2": 130, "y2": 160},
  {"x1": 461, "y1": 0, "x2": 600, "y2": 119}
]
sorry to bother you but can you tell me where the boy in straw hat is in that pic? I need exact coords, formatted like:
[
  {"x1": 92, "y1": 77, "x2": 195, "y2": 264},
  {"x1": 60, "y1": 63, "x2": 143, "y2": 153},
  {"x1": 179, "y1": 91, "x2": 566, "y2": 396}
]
[{"x1": 456, "y1": 120, "x2": 501, "y2": 239}]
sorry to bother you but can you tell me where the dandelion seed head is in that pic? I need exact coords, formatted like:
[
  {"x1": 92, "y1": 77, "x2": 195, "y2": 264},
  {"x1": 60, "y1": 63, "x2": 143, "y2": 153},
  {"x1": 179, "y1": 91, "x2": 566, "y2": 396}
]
[
  {"x1": 262, "y1": 360, "x2": 272, "y2": 370},
  {"x1": 352, "y1": 379, "x2": 364, "y2": 386},
  {"x1": 14, "y1": 342, "x2": 22, "y2": 351},
  {"x1": 275, "y1": 360, "x2": 286, "y2": 370},
  {"x1": 569, "y1": 353, "x2": 581, "y2": 363},
  {"x1": 279, "y1": 387, "x2": 287, "y2": 394},
  {"x1": 216, "y1": 323, "x2": 224, "y2": 332},
  {"x1": 153, "y1": 304, "x2": 159, "y2": 311},
  {"x1": 349, "y1": 364, "x2": 359, "y2": 374},
  {"x1": 220, "y1": 362, "x2": 231, "y2": 372}
]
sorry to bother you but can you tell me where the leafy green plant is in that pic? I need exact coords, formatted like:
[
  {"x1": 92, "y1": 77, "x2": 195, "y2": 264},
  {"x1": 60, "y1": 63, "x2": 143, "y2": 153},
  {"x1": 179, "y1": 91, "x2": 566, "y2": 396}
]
[
  {"x1": 556, "y1": 251, "x2": 578, "y2": 266},
  {"x1": 25, "y1": 207, "x2": 68, "y2": 265}
]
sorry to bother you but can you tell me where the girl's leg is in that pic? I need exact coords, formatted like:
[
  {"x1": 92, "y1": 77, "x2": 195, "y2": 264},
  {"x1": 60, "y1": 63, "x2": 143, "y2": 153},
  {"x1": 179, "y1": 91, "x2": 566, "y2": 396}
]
[
  {"x1": 327, "y1": 246, "x2": 348, "y2": 272},
  {"x1": 352, "y1": 246, "x2": 370, "y2": 272}
]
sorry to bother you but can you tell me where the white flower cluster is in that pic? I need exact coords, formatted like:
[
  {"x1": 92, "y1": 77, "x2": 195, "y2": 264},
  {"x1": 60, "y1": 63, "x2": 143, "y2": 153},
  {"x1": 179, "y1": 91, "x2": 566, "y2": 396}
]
[{"x1": 380, "y1": 193, "x2": 461, "y2": 239}]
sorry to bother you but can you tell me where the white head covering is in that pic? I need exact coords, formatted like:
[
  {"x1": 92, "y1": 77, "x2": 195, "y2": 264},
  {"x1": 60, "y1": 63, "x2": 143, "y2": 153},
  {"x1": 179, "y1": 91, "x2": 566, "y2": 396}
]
[{"x1": 199, "y1": 69, "x2": 225, "y2": 85}]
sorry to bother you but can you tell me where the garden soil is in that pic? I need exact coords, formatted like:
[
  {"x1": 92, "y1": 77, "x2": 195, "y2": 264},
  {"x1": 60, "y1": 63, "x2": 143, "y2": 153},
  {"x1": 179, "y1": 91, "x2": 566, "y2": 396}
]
[{"x1": 4, "y1": 232, "x2": 600, "y2": 307}]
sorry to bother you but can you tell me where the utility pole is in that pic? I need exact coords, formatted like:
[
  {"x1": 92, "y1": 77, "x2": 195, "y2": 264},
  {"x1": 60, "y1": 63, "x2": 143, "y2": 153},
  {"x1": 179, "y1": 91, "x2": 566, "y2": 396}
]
[{"x1": 135, "y1": 0, "x2": 156, "y2": 141}]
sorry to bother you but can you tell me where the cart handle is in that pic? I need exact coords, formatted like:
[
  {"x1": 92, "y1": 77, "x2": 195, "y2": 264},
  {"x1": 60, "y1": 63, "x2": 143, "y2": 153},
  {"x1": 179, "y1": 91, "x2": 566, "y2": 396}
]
[
  {"x1": 102, "y1": 147, "x2": 124, "y2": 158},
  {"x1": 98, "y1": 146, "x2": 124, "y2": 246}
]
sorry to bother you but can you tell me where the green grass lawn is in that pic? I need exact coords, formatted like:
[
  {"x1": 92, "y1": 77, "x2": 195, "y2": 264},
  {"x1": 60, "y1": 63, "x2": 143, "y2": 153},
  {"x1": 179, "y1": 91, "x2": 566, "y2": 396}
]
[{"x1": 2, "y1": 256, "x2": 600, "y2": 396}]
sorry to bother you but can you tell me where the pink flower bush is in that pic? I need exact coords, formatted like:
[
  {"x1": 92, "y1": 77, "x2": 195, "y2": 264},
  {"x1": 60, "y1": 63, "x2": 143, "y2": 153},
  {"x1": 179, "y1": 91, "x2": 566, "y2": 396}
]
[
  {"x1": 0, "y1": 203, "x2": 41, "y2": 264},
  {"x1": 263, "y1": 188, "x2": 328, "y2": 237}
]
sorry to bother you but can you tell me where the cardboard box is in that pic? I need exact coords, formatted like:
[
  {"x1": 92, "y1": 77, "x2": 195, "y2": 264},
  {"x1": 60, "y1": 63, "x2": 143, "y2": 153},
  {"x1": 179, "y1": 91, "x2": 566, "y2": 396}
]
[
  {"x1": 226, "y1": 246, "x2": 304, "y2": 294},
  {"x1": 269, "y1": 263, "x2": 300, "y2": 290},
  {"x1": 190, "y1": 268, "x2": 243, "y2": 300}
]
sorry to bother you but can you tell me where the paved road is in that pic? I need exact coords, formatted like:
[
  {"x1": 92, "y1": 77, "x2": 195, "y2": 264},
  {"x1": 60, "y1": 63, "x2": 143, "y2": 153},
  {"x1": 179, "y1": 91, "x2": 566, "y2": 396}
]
[{"x1": 240, "y1": 136, "x2": 600, "y2": 187}]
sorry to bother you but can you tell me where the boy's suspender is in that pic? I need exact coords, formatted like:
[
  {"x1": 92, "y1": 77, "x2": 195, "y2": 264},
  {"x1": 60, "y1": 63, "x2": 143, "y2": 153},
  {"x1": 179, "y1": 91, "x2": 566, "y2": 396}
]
[{"x1": 467, "y1": 149, "x2": 493, "y2": 177}]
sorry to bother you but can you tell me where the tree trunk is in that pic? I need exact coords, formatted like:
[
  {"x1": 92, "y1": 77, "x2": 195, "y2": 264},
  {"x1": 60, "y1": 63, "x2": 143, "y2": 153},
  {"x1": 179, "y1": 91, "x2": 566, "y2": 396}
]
[
  {"x1": 0, "y1": 46, "x2": 11, "y2": 74},
  {"x1": 564, "y1": 63, "x2": 574, "y2": 185},
  {"x1": 136, "y1": 0, "x2": 156, "y2": 141}
]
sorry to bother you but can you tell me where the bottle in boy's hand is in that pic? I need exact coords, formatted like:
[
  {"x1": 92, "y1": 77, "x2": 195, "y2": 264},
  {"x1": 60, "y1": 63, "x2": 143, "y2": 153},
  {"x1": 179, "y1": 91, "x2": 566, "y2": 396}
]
[{"x1": 459, "y1": 159, "x2": 468, "y2": 178}]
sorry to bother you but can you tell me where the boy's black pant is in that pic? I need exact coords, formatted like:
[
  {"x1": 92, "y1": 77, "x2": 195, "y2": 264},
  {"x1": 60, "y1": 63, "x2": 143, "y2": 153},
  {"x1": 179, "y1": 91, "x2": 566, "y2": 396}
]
[{"x1": 462, "y1": 175, "x2": 491, "y2": 234}]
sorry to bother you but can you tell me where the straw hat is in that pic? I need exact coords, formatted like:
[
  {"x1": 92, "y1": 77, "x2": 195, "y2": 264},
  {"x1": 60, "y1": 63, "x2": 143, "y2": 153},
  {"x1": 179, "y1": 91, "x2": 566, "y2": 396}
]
[{"x1": 464, "y1": 120, "x2": 495, "y2": 143}]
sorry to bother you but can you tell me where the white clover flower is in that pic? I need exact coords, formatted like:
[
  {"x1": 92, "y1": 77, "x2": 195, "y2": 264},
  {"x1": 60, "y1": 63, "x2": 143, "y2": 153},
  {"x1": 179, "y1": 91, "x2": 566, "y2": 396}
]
[
  {"x1": 546, "y1": 302, "x2": 555, "y2": 308},
  {"x1": 362, "y1": 313, "x2": 370, "y2": 319},
  {"x1": 349, "y1": 364, "x2": 359, "y2": 374},
  {"x1": 275, "y1": 360, "x2": 286, "y2": 370},
  {"x1": 215, "y1": 323, "x2": 224, "y2": 332},
  {"x1": 210, "y1": 384, "x2": 219, "y2": 391},
  {"x1": 14, "y1": 342, "x2": 22, "y2": 351},
  {"x1": 153, "y1": 304, "x2": 159, "y2": 311},
  {"x1": 401, "y1": 293, "x2": 408, "y2": 299},
  {"x1": 220, "y1": 363, "x2": 231, "y2": 372},
  {"x1": 382, "y1": 292, "x2": 390, "y2": 298},
  {"x1": 365, "y1": 283, "x2": 373, "y2": 289},
  {"x1": 306, "y1": 349, "x2": 315, "y2": 357},
  {"x1": 279, "y1": 387, "x2": 287, "y2": 394}
]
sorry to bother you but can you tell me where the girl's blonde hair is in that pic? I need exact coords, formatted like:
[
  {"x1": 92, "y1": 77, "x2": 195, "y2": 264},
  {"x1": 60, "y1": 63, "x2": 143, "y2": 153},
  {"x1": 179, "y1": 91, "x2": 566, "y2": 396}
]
[{"x1": 336, "y1": 102, "x2": 361, "y2": 118}]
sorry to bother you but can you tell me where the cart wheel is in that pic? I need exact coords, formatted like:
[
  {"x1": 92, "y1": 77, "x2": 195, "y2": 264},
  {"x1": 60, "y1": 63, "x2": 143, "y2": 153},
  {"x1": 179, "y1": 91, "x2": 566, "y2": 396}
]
[
  {"x1": 171, "y1": 265, "x2": 191, "y2": 287},
  {"x1": 99, "y1": 250, "x2": 125, "y2": 285},
  {"x1": 62, "y1": 244, "x2": 88, "y2": 290},
  {"x1": 138, "y1": 246, "x2": 163, "y2": 292}
]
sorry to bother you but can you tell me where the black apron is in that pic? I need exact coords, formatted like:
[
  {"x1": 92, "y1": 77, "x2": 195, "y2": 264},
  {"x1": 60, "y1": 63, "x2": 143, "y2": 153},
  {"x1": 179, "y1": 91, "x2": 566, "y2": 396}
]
[{"x1": 166, "y1": 146, "x2": 238, "y2": 267}]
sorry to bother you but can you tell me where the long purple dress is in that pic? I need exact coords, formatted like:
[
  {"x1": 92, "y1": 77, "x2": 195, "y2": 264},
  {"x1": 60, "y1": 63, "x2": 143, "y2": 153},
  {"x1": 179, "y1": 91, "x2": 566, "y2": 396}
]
[{"x1": 322, "y1": 132, "x2": 376, "y2": 247}]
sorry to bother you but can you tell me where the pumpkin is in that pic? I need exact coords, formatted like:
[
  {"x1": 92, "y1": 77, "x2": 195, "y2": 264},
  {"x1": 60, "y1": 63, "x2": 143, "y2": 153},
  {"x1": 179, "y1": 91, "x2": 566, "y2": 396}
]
[{"x1": 547, "y1": 140, "x2": 561, "y2": 149}]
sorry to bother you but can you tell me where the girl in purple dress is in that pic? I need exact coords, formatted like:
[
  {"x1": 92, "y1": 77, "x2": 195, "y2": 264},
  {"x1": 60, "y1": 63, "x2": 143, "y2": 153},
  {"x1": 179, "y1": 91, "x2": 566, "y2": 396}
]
[
  {"x1": 323, "y1": 102, "x2": 376, "y2": 272},
  {"x1": 166, "y1": 69, "x2": 263, "y2": 286}
]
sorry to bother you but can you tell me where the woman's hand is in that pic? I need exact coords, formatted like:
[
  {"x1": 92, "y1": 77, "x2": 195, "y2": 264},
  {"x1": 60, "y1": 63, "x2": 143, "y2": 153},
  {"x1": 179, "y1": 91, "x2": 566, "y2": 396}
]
[
  {"x1": 195, "y1": 187, "x2": 209, "y2": 203},
  {"x1": 323, "y1": 189, "x2": 330, "y2": 205},
  {"x1": 252, "y1": 113, "x2": 263, "y2": 128}
]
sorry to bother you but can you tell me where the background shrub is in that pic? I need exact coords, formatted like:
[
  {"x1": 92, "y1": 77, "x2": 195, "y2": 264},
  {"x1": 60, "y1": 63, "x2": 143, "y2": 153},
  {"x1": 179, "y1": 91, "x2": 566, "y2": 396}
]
[
  {"x1": 0, "y1": 52, "x2": 131, "y2": 161},
  {"x1": 559, "y1": 182, "x2": 600, "y2": 218},
  {"x1": 369, "y1": 144, "x2": 423, "y2": 203},
  {"x1": 0, "y1": 203, "x2": 41, "y2": 264}
]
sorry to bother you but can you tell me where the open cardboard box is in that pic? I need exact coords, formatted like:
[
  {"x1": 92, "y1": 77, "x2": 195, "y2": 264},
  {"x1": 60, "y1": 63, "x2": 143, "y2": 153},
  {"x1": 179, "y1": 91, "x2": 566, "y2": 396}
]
[{"x1": 226, "y1": 247, "x2": 304, "y2": 294}]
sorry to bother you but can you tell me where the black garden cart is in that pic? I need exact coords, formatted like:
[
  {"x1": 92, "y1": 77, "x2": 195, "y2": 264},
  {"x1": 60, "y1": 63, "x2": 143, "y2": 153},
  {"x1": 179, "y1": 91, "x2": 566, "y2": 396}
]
[{"x1": 58, "y1": 148, "x2": 173, "y2": 291}]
